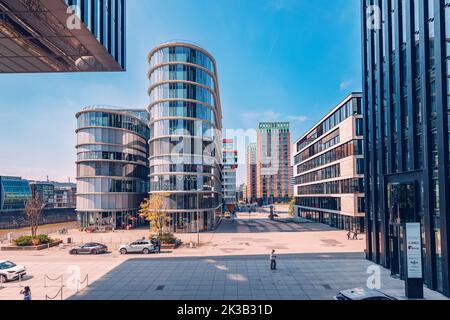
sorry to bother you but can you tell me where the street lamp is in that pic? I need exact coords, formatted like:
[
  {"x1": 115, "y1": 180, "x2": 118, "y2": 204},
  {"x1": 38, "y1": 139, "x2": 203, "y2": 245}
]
[{"x1": 196, "y1": 190, "x2": 202, "y2": 246}]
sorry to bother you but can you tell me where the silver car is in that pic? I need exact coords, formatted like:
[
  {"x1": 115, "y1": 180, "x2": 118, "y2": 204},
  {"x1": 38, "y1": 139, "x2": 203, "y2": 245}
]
[{"x1": 119, "y1": 240, "x2": 155, "y2": 255}]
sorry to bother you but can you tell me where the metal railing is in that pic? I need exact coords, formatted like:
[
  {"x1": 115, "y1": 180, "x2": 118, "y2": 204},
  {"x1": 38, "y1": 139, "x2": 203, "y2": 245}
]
[
  {"x1": 45, "y1": 287, "x2": 63, "y2": 301},
  {"x1": 44, "y1": 274, "x2": 64, "y2": 288},
  {"x1": 77, "y1": 274, "x2": 89, "y2": 293}
]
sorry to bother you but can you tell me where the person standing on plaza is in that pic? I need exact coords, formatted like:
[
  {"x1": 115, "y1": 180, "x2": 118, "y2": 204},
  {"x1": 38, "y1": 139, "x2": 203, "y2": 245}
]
[
  {"x1": 353, "y1": 230, "x2": 359, "y2": 240},
  {"x1": 156, "y1": 239, "x2": 161, "y2": 253},
  {"x1": 270, "y1": 250, "x2": 277, "y2": 270},
  {"x1": 20, "y1": 286, "x2": 31, "y2": 301}
]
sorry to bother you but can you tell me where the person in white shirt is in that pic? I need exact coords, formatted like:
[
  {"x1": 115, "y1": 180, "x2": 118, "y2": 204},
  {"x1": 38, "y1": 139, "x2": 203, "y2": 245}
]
[{"x1": 270, "y1": 250, "x2": 277, "y2": 270}]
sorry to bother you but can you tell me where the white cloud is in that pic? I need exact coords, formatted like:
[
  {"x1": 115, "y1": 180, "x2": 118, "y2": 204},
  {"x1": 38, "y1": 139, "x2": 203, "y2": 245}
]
[
  {"x1": 287, "y1": 115, "x2": 308, "y2": 123},
  {"x1": 340, "y1": 80, "x2": 352, "y2": 91},
  {"x1": 242, "y1": 110, "x2": 307, "y2": 123}
]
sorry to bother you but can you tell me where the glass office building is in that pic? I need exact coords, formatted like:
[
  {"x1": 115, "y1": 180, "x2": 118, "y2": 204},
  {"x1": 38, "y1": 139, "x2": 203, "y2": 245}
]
[
  {"x1": 293, "y1": 93, "x2": 365, "y2": 232},
  {"x1": 362, "y1": 0, "x2": 450, "y2": 296},
  {"x1": 0, "y1": 176, "x2": 32, "y2": 211},
  {"x1": 30, "y1": 182, "x2": 55, "y2": 208},
  {"x1": 75, "y1": 107, "x2": 149, "y2": 230},
  {"x1": 148, "y1": 42, "x2": 223, "y2": 233},
  {"x1": 0, "y1": 0, "x2": 125, "y2": 72}
]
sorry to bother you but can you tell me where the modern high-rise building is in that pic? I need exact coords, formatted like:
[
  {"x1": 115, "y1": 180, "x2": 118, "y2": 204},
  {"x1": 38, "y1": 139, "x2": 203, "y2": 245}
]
[
  {"x1": 256, "y1": 122, "x2": 292, "y2": 205},
  {"x1": 0, "y1": 176, "x2": 31, "y2": 211},
  {"x1": 148, "y1": 42, "x2": 223, "y2": 233},
  {"x1": 362, "y1": 0, "x2": 450, "y2": 296},
  {"x1": 0, "y1": 0, "x2": 125, "y2": 73},
  {"x1": 223, "y1": 139, "x2": 238, "y2": 212},
  {"x1": 75, "y1": 107, "x2": 149, "y2": 229},
  {"x1": 246, "y1": 143, "x2": 257, "y2": 204},
  {"x1": 293, "y1": 93, "x2": 365, "y2": 231}
]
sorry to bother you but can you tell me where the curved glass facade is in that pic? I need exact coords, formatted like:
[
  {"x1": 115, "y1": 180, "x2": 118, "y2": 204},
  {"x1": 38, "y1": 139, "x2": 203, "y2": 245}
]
[
  {"x1": 76, "y1": 108, "x2": 150, "y2": 230},
  {"x1": 149, "y1": 82, "x2": 216, "y2": 107},
  {"x1": 150, "y1": 101, "x2": 215, "y2": 124},
  {"x1": 148, "y1": 43, "x2": 223, "y2": 232}
]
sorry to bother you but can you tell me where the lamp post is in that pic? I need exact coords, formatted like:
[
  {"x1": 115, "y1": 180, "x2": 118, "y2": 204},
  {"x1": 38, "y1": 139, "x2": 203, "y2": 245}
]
[{"x1": 196, "y1": 191, "x2": 201, "y2": 246}]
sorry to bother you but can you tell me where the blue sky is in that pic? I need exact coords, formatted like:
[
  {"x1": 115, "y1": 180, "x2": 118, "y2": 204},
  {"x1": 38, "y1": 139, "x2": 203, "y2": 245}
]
[{"x1": 0, "y1": 0, "x2": 362, "y2": 184}]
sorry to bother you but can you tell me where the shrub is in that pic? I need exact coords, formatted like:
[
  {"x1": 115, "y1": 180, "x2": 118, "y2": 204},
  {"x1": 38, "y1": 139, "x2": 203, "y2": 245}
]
[
  {"x1": 14, "y1": 236, "x2": 33, "y2": 247},
  {"x1": 155, "y1": 232, "x2": 177, "y2": 244},
  {"x1": 13, "y1": 235, "x2": 52, "y2": 247},
  {"x1": 37, "y1": 235, "x2": 51, "y2": 244}
]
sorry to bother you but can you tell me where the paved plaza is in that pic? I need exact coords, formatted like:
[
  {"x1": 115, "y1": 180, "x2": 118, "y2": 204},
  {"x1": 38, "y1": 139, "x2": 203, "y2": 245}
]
[{"x1": 0, "y1": 214, "x2": 447, "y2": 300}]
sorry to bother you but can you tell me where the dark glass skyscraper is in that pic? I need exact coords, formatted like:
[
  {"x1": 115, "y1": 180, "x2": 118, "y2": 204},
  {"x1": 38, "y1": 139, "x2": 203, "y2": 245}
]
[
  {"x1": 362, "y1": 0, "x2": 450, "y2": 296},
  {"x1": 0, "y1": 0, "x2": 125, "y2": 72}
]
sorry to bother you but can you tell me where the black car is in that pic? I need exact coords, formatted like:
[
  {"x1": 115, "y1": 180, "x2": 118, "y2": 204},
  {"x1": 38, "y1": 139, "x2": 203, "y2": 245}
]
[
  {"x1": 335, "y1": 288, "x2": 397, "y2": 301},
  {"x1": 70, "y1": 243, "x2": 108, "y2": 255}
]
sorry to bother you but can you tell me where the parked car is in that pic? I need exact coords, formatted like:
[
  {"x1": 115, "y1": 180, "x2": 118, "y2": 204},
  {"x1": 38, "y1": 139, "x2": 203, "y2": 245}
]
[
  {"x1": 334, "y1": 288, "x2": 397, "y2": 301},
  {"x1": 119, "y1": 240, "x2": 156, "y2": 254},
  {"x1": 0, "y1": 260, "x2": 26, "y2": 283},
  {"x1": 69, "y1": 243, "x2": 108, "y2": 255}
]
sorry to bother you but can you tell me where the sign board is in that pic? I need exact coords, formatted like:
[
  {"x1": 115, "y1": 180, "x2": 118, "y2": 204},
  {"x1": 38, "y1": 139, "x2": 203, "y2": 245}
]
[{"x1": 406, "y1": 223, "x2": 423, "y2": 279}]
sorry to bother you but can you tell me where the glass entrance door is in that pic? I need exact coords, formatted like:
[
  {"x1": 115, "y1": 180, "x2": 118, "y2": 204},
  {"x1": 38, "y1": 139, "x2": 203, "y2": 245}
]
[{"x1": 387, "y1": 182, "x2": 417, "y2": 279}]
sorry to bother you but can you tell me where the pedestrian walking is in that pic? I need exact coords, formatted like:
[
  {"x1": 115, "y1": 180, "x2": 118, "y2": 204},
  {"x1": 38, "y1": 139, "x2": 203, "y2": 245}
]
[
  {"x1": 156, "y1": 239, "x2": 161, "y2": 253},
  {"x1": 347, "y1": 231, "x2": 351, "y2": 240},
  {"x1": 270, "y1": 250, "x2": 277, "y2": 270},
  {"x1": 353, "y1": 230, "x2": 359, "y2": 240},
  {"x1": 20, "y1": 286, "x2": 31, "y2": 301}
]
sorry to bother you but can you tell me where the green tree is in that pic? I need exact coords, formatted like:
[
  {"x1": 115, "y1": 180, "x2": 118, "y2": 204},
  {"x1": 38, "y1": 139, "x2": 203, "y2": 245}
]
[
  {"x1": 288, "y1": 198, "x2": 296, "y2": 218},
  {"x1": 139, "y1": 193, "x2": 171, "y2": 238}
]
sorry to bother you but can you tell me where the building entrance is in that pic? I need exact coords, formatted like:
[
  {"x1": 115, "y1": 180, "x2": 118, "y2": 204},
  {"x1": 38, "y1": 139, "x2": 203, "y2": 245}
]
[{"x1": 387, "y1": 182, "x2": 417, "y2": 279}]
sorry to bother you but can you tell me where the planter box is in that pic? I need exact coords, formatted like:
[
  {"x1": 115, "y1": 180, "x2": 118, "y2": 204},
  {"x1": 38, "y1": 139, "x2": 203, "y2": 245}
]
[
  {"x1": 161, "y1": 243, "x2": 181, "y2": 249},
  {"x1": 0, "y1": 240, "x2": 63, "y2": 251}
]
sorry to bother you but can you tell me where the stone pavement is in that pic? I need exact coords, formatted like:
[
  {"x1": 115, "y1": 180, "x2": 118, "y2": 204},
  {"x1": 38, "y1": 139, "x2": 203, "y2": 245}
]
[
  {"x1": 69, "y1": 253, "x2": 447, "y2": 300},
  {"x1": 1, "y1": 214, "x2": 448, "y2": 300}
]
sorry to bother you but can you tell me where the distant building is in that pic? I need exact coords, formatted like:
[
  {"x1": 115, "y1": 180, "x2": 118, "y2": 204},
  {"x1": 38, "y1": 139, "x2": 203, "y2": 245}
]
[
  {"x1": 0, "y1": 176, "x2": 31, "y2": 211},
  {"x1": 0, "y1": 0, "x2": 126, "y2": 73},
  {"x1": 223, "y1": 139, "x2": 238, "y2": 212},
  {"x1": 30, "y1": 182, "x2": 55, "y2": 208},
  {"x1": 256, "y1": 122, "x2": 292, "y2": 205},
  {"x1": 237, "y1": 184, "x2": 246, "y2": 203},
  {"x1": 293, "y1": 93, "x2": 364, "y2": 232},
  {"x1": 246, "y1": 143, "x2": 257, "y2": 203},
  {"x1": 54, "y1": 186, "x2": 77, "y2": 208}
]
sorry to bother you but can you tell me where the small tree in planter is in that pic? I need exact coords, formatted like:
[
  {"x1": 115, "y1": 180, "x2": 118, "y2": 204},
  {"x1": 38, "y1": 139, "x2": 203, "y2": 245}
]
[
  {"x1": 139, "y1": 193, "x2": 172, "y2": 240},
  {"x1": 288, "y1": 198, "x2": 296, "y2": 218},
  {"x1": 24, "y1": 196, "x2": 45, "y2": 244}
]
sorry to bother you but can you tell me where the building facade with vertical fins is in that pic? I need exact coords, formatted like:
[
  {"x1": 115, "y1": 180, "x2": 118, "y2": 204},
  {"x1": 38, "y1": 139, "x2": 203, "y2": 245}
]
[{"x1": 362, "y1": 0, "x2": 450, "y2": 297}]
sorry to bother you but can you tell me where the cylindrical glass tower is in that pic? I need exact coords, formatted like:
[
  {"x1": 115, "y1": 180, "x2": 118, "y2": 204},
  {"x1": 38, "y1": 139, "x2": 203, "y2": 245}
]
[
  {"x1": 148, "y1": 42, "x2": 223, "y2": 232},
  {"x1": 75, "y1": 107, "x2": 150, "y2": 230}
]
